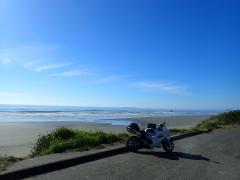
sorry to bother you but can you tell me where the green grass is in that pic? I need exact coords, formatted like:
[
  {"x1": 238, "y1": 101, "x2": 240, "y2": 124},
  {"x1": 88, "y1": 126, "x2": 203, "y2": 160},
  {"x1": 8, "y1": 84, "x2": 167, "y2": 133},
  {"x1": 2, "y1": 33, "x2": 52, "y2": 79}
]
[
  {"x1": 31, "y1": 127, "x2": 129, "y2": 157},
  {"x1": 167, "y1": 110, "x2": 240, "y2": 134},
  {"x1": 170, "y1": 110, "x2": 240, "y2": 133},
  {"x1": 193, "y1": 110, "x2": 240, "y2": 131},
  {"x1": 0, "y1": 155, "x2": 21, "y2": 171}
]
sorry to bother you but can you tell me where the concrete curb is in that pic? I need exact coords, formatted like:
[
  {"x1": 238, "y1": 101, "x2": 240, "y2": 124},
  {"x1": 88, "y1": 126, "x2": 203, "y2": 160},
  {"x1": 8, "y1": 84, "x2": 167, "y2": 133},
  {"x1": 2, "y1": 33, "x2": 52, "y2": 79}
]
[
  {"x1": 0, "y1": 131, "x2": 203, "y2": 179},
  {"x1": 0, "y1": 146, "x2": 128, "y2": 179},
  {"x1": 170, "y1": 131, "x2": 204, "y2": 141}
]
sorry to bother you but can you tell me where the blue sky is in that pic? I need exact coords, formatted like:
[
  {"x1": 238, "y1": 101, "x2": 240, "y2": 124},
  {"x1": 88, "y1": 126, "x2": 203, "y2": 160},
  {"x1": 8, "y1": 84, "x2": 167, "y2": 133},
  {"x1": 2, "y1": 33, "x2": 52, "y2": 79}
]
[{"x1": 0, "y1": 0, "x2": 239, "y2": 109}]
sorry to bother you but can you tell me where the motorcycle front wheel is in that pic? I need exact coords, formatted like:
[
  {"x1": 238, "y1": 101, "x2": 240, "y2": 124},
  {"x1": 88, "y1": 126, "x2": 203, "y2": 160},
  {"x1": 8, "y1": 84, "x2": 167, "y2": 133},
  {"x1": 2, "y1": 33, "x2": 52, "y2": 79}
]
[
  {"x1": 126, "y1": 136, "x2": 141, "y2": 152},
  {"x1": 162, "y1": 140, "x2": 174, "y2": 152}
]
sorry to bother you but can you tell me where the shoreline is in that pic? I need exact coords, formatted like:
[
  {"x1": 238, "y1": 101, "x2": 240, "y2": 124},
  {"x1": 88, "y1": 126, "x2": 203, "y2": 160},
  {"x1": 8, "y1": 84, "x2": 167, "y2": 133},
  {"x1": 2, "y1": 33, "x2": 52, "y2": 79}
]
[{"x1": 0, "y1": 115, "x2": 209, "y2": 157}]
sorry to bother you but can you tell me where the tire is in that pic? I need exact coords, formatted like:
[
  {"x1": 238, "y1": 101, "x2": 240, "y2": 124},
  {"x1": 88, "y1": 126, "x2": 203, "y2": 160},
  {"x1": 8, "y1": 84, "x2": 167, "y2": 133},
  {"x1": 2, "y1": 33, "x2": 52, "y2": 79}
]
[
  {"x1": 162, "y1": 140, "x2": 174, "y2": 153},
  {"x1": 126, "y1": 136, "x2": 141, "y2": 152}
]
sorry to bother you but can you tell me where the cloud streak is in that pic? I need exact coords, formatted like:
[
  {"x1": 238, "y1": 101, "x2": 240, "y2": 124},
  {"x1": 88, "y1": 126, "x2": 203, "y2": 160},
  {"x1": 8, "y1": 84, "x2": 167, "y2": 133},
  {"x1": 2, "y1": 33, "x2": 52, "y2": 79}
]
[
  {"x1": 48, "y1": 69, "x2": 91, "y2": 77},
  {"x1": 0, "y1": 45, "x2": 58, "y2": 63},
  {"x1": 23, "y1": 59, "x2": 43, "y2": 68},
  {"x1": 132, "y1": 82, "x2": 189, "y2": 94},
  {"x1": 34, "y1": 63, "x2": 73, "y2": 72},
  {"x1": 96, "y1": 75, "x2": 127, "y2": 84}
]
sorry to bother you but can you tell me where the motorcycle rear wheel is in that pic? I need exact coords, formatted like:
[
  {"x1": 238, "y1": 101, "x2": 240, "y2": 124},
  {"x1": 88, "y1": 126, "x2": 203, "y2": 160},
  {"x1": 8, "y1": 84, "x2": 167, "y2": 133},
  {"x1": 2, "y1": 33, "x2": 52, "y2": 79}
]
[
  {"x1": 162, "y1": 140, "x2": 174, "y2": 152},
  {"x1": 126, "y1": 136, "x2": 141, "y2": 152}
]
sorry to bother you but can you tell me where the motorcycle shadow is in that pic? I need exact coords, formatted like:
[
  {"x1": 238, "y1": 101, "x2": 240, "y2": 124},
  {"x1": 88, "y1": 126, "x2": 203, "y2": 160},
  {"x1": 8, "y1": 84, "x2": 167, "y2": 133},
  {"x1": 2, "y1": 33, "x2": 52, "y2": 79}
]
[{"x1": 135, "y1": 150, "x2": 220, "y2": 163}]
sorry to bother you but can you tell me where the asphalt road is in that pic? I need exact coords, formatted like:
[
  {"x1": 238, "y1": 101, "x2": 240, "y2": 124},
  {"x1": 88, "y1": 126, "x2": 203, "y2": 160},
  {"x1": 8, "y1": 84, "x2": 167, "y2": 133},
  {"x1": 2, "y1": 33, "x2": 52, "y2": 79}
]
[{"x1": 28, "y1": 128, "x2": 240, "y2": 180}]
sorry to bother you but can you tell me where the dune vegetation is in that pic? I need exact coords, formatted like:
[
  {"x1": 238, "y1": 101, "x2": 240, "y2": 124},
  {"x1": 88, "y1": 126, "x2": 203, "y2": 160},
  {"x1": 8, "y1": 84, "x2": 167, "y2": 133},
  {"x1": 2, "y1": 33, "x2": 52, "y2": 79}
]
[
  {"x1": 170, "y1": 110, "x2": 240, "y2": 133},
  {"x1": 31, "y1": 127, "x2": 128, "y2": 157},
  {"x1": 193, "y1": 110, "x2": 240, "y2": 131}
]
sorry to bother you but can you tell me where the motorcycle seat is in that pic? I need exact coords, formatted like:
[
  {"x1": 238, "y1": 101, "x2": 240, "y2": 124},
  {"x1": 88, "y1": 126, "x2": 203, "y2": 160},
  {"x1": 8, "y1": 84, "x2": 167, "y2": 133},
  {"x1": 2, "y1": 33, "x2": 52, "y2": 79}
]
[{"x1": 147, "y1": 123, "x2": 156, "y2": 129}]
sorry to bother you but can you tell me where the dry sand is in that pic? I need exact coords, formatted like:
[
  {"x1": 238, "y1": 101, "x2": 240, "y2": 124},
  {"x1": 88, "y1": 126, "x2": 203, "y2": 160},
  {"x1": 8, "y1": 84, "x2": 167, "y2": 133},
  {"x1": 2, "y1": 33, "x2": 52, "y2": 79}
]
[{"x1": 0, "y1": 115, "x2": 208, "y2": 157}]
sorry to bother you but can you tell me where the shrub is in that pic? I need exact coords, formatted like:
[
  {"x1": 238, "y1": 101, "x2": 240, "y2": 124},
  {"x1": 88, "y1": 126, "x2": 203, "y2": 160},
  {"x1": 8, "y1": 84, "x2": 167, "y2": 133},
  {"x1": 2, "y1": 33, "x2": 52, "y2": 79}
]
[
  {"x1": 31, "y1": 128, "x2": 129, "y2": 157},
  {"x1": 53, "y1": 127, "x2": 75, "y2": 140},
  {"x1": 194, "y1": 110, "x2": 240, "y2": 131},
  {"x1": 31, "y1": 133, "x2": 54, "y2": 157}
]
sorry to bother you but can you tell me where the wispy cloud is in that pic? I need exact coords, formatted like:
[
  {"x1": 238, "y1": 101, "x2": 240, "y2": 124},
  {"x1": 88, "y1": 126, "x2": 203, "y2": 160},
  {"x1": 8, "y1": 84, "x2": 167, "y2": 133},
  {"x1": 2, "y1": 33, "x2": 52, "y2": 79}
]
[
  {"x1": 0, "y1": 45, "x2": 58, "y2": 61},
  {"x1": 34, "y1": 63, "x2": 73, "y2": 72},
  {"x1": 0, "y1": 56, "x2": 12, "y2": 65},
  {"x1": 23, "y1": 59, "x2": 43, "y2": 68},
  {"x1": 48, "y1": 69, "x2": 92, "y2": 77},
  {"x1": 132, "y1": 81, "x2": 189, "y2": 94},
  {"x1": 96, "y1": 75, "x2": 127, "y2": 84}
]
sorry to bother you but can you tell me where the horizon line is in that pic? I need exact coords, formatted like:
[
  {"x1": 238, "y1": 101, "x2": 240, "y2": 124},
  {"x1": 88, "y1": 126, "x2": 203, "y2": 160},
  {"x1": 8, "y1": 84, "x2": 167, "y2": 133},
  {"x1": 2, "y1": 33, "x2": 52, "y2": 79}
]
[{"x1": 0, "y1": 103, "x2": 235, "y2": 111}]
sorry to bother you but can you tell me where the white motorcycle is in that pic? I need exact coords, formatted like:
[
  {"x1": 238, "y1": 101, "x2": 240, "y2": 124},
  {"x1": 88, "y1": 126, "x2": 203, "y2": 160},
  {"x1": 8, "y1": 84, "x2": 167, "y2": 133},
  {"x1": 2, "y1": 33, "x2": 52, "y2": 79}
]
[{"x1": 126, "y1": 122, "x2": 174, "y2": 152}]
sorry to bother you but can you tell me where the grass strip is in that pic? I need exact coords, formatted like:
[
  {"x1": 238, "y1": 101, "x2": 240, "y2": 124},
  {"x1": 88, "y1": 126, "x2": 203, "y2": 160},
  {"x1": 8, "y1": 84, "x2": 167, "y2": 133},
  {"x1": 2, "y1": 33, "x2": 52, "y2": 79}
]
[{"x1": 31, "y1": 128, "x2": 129, "y2": 157}]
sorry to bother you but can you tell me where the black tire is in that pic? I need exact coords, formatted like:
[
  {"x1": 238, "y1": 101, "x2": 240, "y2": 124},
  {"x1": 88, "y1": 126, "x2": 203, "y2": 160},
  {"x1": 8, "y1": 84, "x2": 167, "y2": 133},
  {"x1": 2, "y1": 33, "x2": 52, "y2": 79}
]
[
  {"x1": 126, "y1": 136, "x2": 141, "y2": 152},
  {"x1": 162, "y1": 140, "x2": 174, "y2": 152}
]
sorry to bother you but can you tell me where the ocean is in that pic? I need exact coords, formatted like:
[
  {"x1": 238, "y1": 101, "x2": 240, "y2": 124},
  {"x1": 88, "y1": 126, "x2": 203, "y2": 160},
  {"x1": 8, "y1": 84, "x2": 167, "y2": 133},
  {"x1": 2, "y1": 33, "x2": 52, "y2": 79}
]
[{"x1": 0, "y1": 104, "x2": 223, "y2": 126}]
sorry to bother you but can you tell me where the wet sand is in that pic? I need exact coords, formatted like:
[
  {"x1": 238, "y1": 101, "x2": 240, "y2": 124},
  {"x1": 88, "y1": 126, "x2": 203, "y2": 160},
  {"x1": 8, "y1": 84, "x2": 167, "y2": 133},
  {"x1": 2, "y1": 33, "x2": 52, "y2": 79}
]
[{"x1": 0, "y1": 115, "x2": 208, "y2": 157}]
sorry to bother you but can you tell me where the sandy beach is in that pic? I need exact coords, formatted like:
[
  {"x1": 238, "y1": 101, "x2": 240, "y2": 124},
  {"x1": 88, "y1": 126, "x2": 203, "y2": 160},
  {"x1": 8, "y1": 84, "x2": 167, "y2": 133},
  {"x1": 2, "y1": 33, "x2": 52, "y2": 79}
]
[{"x1": 0, "y1": 115, "x2": 208, "y2": 157}]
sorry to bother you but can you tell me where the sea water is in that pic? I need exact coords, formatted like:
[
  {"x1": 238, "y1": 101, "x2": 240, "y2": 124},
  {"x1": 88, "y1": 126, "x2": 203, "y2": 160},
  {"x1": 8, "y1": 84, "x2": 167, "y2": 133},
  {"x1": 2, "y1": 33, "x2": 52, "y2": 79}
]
[{"x1": 0, "y1": 104, "x2": 223, "y2": 126}]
